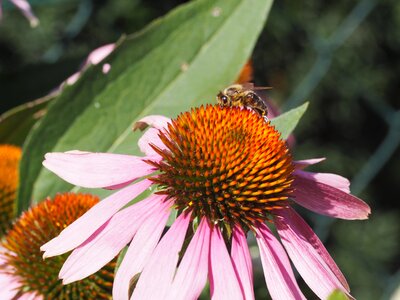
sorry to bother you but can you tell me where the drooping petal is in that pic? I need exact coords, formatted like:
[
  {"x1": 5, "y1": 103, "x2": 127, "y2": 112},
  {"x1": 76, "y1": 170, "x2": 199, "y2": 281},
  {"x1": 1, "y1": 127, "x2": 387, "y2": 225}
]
[
  {"x1": 10, "y1": 0, "x2": 39, "y2": 27},
  {"x1": 295, "y1": 169, "x2": 350, "y2": 193},
  {"x1": 112, "y1": 200, "x2": 173, "y2": 300},
  {"x1": 231, "y1": 226, "x2": 254, "y2": 300},
  {"x1": 65, "y1": 72, "x2": 80, "y2": 85},
  {"x1": 63, "y1": 44, "x2": 114, "y2": 86},
  {"x1": 131, "y1": 212, "x2": 191, "y2": 300},
  {"x1": 166, "y1": 217, "x2": 211, "y2": 300},
  {"x1": 41, "y1": 179, "x2": 152, "y2": 257},
  {"x1": 0, "y1": 249, "x2": 33, "y2": 298},
  {"x1": 293, "y1": 158, "x2": 325, "y2": 169},
  {"x1": 133, "y1": 115, "x2": 171, "y2": 131},
  {"x1": 274, "y1": 208, "x2": 351, "y2": 299},
  {"x1": 85, "y1": 43, "x2": 115, "y2": 65},
  {"x1": 209, "y1": 226, "x2": 243, "y2": 300},
  {"x1": 138, "y1": 127, "x2": 167, "y2": 157},
  {"x1": 0, "y1": 270, "x2": 20, "y2": 299},
  {"x1": 43, "y1": 152, "x2": 156, "y2": 189},
  {"x1": 275, "y1": 208, "x2": 349, "y2": 291},
  {"x1": 293, "y1": 171, "x2": 370, "y2": 220},
  {"x1": 255, "y1": 223, "x2": 306, "y2": 300},
  {"x1": 59, "y1": 194, "x2": 169, "y2": 284}
]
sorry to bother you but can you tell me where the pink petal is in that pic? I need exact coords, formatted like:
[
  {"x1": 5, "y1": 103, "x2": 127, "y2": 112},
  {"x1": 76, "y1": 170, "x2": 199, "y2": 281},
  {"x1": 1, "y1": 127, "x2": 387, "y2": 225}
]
[
  {"x1": 43, "y1": 152, "x2": 156, "y2": 189},
  {"x1": 137, "y1": 127, "x2": 166, "y2": 157},
  {"x1": 102, "y1": 63, "x2": 111, "y2": 74},
  {"x1": 41, "y1": 179, "x2": 152, "y2": 257},
  {"x1": 111, "y1": 201, "x2": 172, "y2": 300},
  {"x1": 131, "y1": 212, "x2": 191, "y2": 300},
  {"x1": 231, "y1": 226, "x2": 254, "y2": 300},
  {"x1": 65, "y1": 72, "x2": 80, "y2": 85},
  {"x1": 275, "y1": 208, "x2": 349, "y2": 291},
  {"x1": 10, "y1": 0, "x2": 39, "y2": 27},
  {"x1": 60, "y1": 195, "x2": 170, "y2": 283},
  {"x1": 293, "y1": 158, "x2": 325, "y2": 169},
  {"x1": 274, "y1": 208, "x2": 351, "y2": 299},
  {"x1": 85, "y1": 43, "x2": 115, "y2": 65},
  {"x1": 295, "y1": 169, "x2": 350, "y2": 193},
  {"x1": 133, "y1": 115, "x2": 171, "y2": 131},
  {"x1": 293, "y1": 171, "x2": 371, "y2": 220},
  {"x1": 255, "y1": 223, "x2": 306, "y2": 300},
  {"x1": 209, "y1": 226, "x2": 243, "y2": 300},
  {"x1": 0, "y1": 271, "x2": 20, "y2": 299},
  {"x1": 166, "y1": 217, "x2": 211, "y2": 300}
]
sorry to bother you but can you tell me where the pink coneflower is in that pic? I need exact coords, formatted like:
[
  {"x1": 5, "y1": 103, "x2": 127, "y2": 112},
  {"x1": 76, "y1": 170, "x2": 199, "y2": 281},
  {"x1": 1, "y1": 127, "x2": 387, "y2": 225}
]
[
  {"x1": 0, "y1": 193, "x2": 114, "y2": 299},
  {"x1": 64, "y1": 43, "x2": 115, "y2": 86},
  {"x1": 41, "y1": 104, "x2": 370, "y2": 299}
]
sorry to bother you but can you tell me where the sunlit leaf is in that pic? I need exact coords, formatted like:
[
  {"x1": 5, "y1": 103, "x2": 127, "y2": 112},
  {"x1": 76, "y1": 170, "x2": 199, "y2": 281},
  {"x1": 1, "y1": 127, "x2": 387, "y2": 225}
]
[
  {"x1": 0, "y1": 95, "x2": 53, "y2": 146},
  {"x1": 271, "y1": 102, "x2": 309, "y2": 139},
  {"x1": 17, "y1": 0, "x2": 274, "y2": 212}
]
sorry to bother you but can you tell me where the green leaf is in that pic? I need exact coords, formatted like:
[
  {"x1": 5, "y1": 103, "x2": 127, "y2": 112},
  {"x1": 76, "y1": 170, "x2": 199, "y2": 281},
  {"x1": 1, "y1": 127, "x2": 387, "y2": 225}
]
[
  {"x1": 114, "y1": 246, "x2": 128, "y2": 274},
  {"x1": 327, "y1": 289, "x2": 348, "y2": 300},
  {"x1": 0, "y1": 95, "x2": 54, "y2": 146},
  {"x1": 271, "y1": 102, "x2": 309, "y2": 139},
  {"x1": 17, "y1": 0, "x2": 273, "y2": 213}
]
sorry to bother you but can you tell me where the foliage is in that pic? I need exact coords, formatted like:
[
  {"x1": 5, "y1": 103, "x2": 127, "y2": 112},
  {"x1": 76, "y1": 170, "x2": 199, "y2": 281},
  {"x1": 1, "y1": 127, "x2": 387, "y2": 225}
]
[{"x1": 0, "y1": 0, "x2": 399, "y2": 299}]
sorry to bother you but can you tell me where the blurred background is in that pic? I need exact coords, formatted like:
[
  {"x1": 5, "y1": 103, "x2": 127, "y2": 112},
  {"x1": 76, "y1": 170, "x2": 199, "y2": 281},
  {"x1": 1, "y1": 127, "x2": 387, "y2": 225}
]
[{"x1": 0, "y1": 0, "x2": 399, "y2": 299}]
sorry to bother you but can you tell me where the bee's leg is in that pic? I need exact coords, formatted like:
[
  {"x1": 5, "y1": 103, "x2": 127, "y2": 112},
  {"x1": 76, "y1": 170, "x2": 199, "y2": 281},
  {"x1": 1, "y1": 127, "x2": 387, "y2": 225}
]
[
  {"x1": 261, "y1": 111, "x2": 269, "y2": 122},
  {"x1": 255, "y1": 108, "x2": 269, "y2": 122}
]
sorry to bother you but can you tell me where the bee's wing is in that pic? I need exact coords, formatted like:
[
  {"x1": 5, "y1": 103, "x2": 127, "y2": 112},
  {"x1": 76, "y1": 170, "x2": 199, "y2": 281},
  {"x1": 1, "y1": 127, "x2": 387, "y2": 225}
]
[
  {"x1": 240, "y1": 82, "x2": 255, "y2": 90},
  {"x1": 240, "y1": 82, "x2": 272, "y2": 91},
  {"x1": 252, "y1": 86, "x2": 273, "y2": 91}
]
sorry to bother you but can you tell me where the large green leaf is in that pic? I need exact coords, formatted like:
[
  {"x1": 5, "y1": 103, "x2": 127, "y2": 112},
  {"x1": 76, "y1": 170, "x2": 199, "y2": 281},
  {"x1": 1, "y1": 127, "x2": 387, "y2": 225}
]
[
  {"x1": 17, "y1": 0, "x2": 273, "y2": 212},
  {"x1": 271, "y1": 102, "x2": 309, "y2": 140},
  {"x1": 0, "y1": 95, "x2": 54, "y2": 146}
]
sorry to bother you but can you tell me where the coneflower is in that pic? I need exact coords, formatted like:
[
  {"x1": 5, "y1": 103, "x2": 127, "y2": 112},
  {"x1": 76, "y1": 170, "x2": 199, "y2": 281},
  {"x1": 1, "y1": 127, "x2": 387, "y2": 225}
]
[
  {"x1": 0, "y1": 193, "x2": 115, "y2": 299},
  {"x1": 0, "y1": 144, "x2": 21, "y2": 236},
  {"x1": 41, "y1": 105, "x2": 370, "y2": 299}
]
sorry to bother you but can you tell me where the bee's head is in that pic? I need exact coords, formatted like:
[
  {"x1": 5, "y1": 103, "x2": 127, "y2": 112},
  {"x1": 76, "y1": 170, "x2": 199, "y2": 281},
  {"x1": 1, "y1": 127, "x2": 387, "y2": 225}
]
[
  {"x1": 216, "y1": 84, "x2": 242, "y2": 106},
  {"x1": 216, "y1": 91, "x2": 230, "y2": 106}
]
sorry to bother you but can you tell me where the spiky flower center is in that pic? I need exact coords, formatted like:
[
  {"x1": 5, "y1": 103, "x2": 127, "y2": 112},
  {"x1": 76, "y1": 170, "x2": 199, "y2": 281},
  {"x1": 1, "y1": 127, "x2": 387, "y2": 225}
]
[
  {"x1": 1, "y1": 193, "x2": 114, "y2": 299},
  {"x1": 149, "y1": 105, "x2": 294, "y2": 230},
  {"x1": 0, "y1": 144, "x2": 21, "y2": 236}
]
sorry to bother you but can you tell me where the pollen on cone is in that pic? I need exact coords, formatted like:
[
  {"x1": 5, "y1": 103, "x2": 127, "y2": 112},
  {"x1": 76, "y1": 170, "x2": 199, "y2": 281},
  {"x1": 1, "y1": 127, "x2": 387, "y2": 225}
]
[
  {"x1": 148, "y1": 105, "x2": 294, "y2": 231},
  {"x1": 0, "y1": 193, "x2": 115, "y2": 299},
  {"x1": 0, "y1": 144, "x2": 22, "y2": 236}
]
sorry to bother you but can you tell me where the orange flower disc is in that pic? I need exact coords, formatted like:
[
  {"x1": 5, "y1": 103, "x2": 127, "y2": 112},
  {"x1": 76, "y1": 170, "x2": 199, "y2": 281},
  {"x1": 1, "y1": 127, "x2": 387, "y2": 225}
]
[
  {"x1": 149, "y1": 105, "x2": 294, "y2": 230},
  {"x1": 0, "y1": 144, "x2": 22, "y2": 235},
  {"x1": 1, "y1": 193, "x2": 114, "y2": 299}
]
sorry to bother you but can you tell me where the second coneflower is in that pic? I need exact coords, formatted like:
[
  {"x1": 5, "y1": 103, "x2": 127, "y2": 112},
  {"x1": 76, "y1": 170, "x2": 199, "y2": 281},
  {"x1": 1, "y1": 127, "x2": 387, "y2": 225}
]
[
  {"x1": 0, "y1": 193, "x2": 115, "y2": 300},
  {"x1": 41, "y1": 105, "x2": 370, "y2": 300},
  {"x1": 0, "y1": 144, "x2": 22, "y2": 236}
]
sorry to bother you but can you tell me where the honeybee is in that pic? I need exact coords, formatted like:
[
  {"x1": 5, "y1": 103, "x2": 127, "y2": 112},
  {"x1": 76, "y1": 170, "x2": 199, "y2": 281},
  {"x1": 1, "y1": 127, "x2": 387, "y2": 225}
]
[{"x1": 216, "y1": 83, "x2": 271, "y2": 121}]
